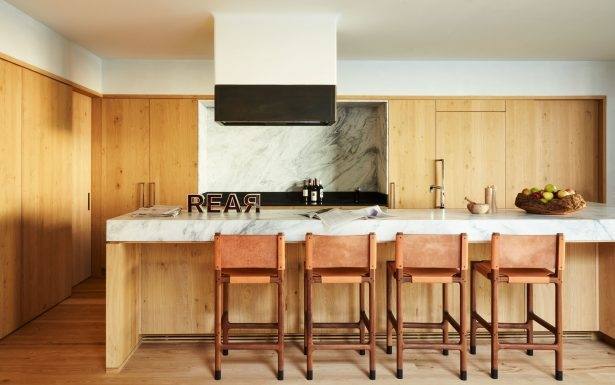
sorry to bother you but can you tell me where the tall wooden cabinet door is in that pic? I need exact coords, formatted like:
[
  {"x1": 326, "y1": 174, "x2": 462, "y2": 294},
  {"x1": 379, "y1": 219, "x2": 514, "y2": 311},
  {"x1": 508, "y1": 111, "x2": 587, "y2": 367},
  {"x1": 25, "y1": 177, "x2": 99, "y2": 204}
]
[
  {"x1": 388, "y1": 100, "x2": 436, "y2": 209},
  {"x1": 72, "y1": 92, "x2": 92, "y2": 285},
  {"x1": 149, "y1": 99, "x2": 197, "y2": 206},
  {"x1": 21, "y1": 70, "x2": 73, "y2": 322},
  {"x1": 435, "y1": 111, "x2": 506, "y2": 208},
  {"x1": 0, "y1": 59, "x2": 22, "y2": 337},
  {"x1": 101, "y1": 99, "x2": 149, "y2": 269},
  {"x1": 505, "y1": 99, "x2": 601, "y2": 208}
]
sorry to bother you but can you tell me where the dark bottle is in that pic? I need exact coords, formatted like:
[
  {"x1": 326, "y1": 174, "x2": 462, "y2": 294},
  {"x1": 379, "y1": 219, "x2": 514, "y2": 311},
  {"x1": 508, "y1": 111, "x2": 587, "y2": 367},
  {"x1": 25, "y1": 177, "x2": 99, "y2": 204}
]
[
  {"x1": 310, "y1": 179, "x2": 318, "y2": 205},
  {"x1": 302, "y1": 179, "x2": 309, "y2": 205},
  {"x1": 316, "y1": 179, "x2": 324, "y2": 204}
]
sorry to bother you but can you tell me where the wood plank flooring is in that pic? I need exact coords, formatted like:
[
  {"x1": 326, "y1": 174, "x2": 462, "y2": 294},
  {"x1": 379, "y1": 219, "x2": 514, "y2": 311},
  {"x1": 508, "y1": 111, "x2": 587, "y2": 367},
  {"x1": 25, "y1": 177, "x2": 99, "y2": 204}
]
[{"x1": 0, "y1": 278, "x2": 614, "y2": 384}]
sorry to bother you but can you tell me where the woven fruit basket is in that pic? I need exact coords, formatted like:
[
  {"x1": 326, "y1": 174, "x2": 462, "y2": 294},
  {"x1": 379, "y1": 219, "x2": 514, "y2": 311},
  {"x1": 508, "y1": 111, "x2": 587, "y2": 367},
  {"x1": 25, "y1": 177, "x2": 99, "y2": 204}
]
[{"x1": 515, "y1": 193, "x2": 586, "y2": 215}]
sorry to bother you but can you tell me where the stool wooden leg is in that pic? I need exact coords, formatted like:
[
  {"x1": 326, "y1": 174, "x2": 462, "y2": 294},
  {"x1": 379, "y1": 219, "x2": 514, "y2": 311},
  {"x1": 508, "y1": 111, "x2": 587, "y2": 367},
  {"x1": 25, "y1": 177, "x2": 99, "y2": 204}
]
[
  {"x1": 460, "y1": 272, "x2": 468, "y2": 381},
  {"x1": 555, "y1": 281, "x2": 564, "y2": 381},
  {"x1": 396, "y1": 268, "x2": 404, "y2": 379},
  {"x1": 526, "y1": 283, "x2": 534, "y2": 356},
  {"x1": 222, "y1": 282, "x2": 229, "y2": 356},
  {"x1": 368, "y1": 275, "x2": 376, "y2": 380},
  {"x1": 303, "y1": 273, "x2": 308, "y2": 356},
  {"x1": 469, "y1": 263, "x2": 477, "y2": 355},
  {"x1": 386, "y1": 267, "x2": 393, "y2": 354},
  {"x1": 214, "y1": 272, "x2": 222, "y2": 380},
  {"x1": 359, "y1": 281, "x2": 366, "y2": 355},
  {"x1": 442, "y1": 283, "x2": 450, "y2": 356},
  {"x1": 491, "y1": 275, "x2": 499, "y2": 379},
  {"x1": 306, "y1": 271, "x2": 314, "y2": 380},
  {"x1": 277, "y1": 273, "x2": 285, "y2": 380}
]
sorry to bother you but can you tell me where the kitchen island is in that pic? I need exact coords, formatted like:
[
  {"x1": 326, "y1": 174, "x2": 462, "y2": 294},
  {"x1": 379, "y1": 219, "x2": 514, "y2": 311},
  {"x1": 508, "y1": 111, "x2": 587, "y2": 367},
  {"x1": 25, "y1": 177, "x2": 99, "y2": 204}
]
[{"x1": 105, "y1": 204, "x2": 615, "y2": 370}]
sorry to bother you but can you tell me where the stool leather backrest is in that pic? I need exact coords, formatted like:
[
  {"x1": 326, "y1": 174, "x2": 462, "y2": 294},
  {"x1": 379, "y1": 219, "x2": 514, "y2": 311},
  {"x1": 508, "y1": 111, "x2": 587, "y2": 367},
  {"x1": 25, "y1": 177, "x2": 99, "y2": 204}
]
[
  {"x1": 491, "y1": 233, "x2": 565, "y2": 271},
  {"x1": 214, "y1": 233, "x2": 285, "y2": 270},
  {"x1": 305, "y1": 233, "x2": 377, "y2": 270},
  {"x1": 395, "y1": 233, "x2": 468, "y2": 269}
]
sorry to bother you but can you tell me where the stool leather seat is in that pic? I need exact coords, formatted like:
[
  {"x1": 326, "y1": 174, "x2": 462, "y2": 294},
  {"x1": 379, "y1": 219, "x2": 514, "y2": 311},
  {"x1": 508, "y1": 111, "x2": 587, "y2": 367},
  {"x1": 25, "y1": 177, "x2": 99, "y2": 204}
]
[
  {"x1": 386, "y1": 261, "x2": 460, "y2": 282},
  {"x1": 474, "y1": 261, "x2": 556, "y2": 283}
]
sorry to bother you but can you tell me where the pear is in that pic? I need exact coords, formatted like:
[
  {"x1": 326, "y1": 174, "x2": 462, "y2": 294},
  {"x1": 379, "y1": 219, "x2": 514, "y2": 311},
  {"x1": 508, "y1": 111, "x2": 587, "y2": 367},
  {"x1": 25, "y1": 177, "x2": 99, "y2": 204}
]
[
  {"x1": 522, "y1": 188, "x2": 532, "y2": 196},
  {"x1": 545, "y1": 184, "x2": 557, "y2": 193},
  {"x1": 557, "y1": 190, "x2": 571, "y2": 199},
  {"x1": 542, "y1": 191, "x2": 554, "y2": 201}
]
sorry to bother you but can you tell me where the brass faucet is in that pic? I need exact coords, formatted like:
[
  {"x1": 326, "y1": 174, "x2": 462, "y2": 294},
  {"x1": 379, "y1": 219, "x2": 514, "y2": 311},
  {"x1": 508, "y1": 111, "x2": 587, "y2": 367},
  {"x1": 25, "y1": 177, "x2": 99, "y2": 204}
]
[{"x1": 429, "y1": 159, "x2": 445, "y2": 209}]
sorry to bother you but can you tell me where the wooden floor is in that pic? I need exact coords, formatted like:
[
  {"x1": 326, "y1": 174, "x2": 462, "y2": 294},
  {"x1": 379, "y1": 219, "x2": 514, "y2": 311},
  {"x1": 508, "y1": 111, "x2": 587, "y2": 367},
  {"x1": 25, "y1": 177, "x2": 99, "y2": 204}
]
[{"x1": 0, "y1": 279, "x2": 614, "y2": 384}]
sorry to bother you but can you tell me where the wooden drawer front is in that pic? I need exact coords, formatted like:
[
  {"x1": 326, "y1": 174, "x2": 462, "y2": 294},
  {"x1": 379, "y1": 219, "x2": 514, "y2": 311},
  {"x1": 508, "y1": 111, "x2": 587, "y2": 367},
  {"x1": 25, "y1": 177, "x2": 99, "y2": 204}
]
[{"x1": 436, "y1": 99, "x2": 505, "y2": 112}]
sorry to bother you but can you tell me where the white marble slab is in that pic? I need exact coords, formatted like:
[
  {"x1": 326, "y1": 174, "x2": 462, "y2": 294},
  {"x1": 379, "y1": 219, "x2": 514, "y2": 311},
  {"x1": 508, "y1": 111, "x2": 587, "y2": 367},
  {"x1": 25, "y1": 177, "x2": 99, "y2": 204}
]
[
  {"x1": 199, "y1": 102, "x2": 387, "y2": 193},
  {"x1": 107, "y1": 203, "x2": 615, "y2": 243}
]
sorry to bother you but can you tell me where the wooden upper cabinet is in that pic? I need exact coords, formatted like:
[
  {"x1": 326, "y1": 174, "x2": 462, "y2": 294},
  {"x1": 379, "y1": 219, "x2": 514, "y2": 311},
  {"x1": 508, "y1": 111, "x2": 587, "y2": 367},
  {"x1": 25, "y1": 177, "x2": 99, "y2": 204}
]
[
  {"x1": 101, "y1": 99, "x2": 150, "y2": 220},
  {"x1": 0, "y1": 59, "x2": 22, "y2": 337},
  {"x1": 388, "y1": 100, "x2": 436, "y2": 209},
  {"x1": 436, "y1": 111, "x2": 506, "y2": 209},
  {"x1": 21, "y1": 69, "x2": 73, "y2": 322},
  {"x1": 149, "y1": 99, "x2": 198, "y2": 207},
  {"x1": 505, "y1": 99, "x2": 601, "y2": 207}
]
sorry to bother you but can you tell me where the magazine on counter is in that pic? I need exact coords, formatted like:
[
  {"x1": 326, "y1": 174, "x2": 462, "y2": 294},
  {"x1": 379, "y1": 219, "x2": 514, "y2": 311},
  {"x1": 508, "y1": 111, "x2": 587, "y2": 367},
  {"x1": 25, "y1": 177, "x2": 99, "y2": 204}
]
[
  {"x1": 300, "y1": 205, "x2": 393, "y2": 229},
  {"x1": 131, "y1": 205, "x2": 182, "y2": 217}
]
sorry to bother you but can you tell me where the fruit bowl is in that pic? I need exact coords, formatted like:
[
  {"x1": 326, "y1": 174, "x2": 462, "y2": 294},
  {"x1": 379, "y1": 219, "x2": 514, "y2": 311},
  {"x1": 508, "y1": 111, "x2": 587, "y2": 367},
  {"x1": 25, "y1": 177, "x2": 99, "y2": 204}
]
[{"x1": 515, "y1": 193, "x2": 586, "y2": 215}]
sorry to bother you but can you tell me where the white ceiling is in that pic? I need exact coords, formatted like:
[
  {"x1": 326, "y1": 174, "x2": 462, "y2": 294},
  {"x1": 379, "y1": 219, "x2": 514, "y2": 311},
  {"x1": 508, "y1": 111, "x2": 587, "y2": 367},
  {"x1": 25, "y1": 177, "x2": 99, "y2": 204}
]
[{"x1": 7, "y1": 0, "x2": 615, "y2": 60}]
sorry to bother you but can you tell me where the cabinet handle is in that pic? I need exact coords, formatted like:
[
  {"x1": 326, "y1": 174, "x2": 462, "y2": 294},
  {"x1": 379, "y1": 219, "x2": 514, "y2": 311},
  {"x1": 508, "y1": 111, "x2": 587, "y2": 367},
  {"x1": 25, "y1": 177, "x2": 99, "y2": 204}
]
[
  {"x1": 87, "y1": 192, "x2": 91, "y2": 211},
  {"x1": 389, "y1": 182, "x2": 396, "y2": 209},
  {"x1": 149, "y1": 182, "x2": 156, "y2": 207},
  {"x1": 138, "y1": 182, "x2": 145, "y2": 208}
]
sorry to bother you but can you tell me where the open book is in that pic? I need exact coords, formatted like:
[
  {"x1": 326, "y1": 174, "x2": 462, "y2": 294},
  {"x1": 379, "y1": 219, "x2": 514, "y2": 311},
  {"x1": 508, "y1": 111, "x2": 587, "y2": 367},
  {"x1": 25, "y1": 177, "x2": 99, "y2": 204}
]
[
  {"x1": 131, "y1": 205, "x2": 182, "y2": 217},
  {"x1": 300, "y1": 205, "x2": 392, "y2": 229}
]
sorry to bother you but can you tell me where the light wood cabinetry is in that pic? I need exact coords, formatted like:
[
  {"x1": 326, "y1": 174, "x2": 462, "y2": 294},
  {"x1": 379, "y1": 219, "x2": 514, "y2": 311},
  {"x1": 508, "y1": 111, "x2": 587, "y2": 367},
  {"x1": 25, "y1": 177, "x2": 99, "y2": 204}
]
[
  {"x1": 435, "y1": 99, "x2": 505, "y2": 112},
  {"x1": 388, "y1": 100, "x2": 436, "y2": 208},
  {"x1": 21, "y1": 69, "x2": 73, "y2": 322},
  {"x1": 436, "y1": 111, "x2": 506, "y2": 208},
  {"x1": 0, "y1": 60, "x2": 22, "y2": 338},
  {"x1": 72, "y1": 91, "x2": 92, "y2": 285}
]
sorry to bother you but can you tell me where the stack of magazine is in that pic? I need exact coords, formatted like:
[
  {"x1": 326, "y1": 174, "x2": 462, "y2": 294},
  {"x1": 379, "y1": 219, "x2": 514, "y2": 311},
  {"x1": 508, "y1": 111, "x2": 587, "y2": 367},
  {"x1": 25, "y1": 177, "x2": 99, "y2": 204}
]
[
  {"x1": 300, "y1": 205, "x2": 392, "y2": 229},
  {"x1": 131, "y1": 205, "x2": 182, "y2": 217}
]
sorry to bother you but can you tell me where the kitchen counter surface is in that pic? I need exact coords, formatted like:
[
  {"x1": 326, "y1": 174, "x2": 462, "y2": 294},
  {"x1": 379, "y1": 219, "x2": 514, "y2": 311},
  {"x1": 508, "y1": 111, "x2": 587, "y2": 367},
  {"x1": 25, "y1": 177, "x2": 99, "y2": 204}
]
[{"x1": 107, "y1": 203, "x2": 615, "y2": 242}]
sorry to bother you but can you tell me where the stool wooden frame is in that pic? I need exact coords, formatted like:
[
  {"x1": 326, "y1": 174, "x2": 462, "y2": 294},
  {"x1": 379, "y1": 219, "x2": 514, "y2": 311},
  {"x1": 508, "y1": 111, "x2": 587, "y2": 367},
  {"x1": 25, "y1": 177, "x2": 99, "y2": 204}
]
[
  {"x1": 470, "y1": 233, "x2": 565, "y2": 381},
  {"x1": 214, "y1": 233, "x2": 286, "y2": 381},
  {"x1": 304, "y1": 233, "x2": 377, "y2": 380},
  {"x1": 386, "y1": 232, "x2": 469, "y2": 380}
]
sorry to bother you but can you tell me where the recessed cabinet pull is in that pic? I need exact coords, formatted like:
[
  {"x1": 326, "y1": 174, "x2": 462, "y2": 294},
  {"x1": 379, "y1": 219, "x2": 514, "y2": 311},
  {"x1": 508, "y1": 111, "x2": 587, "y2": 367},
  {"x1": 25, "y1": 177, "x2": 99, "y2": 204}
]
[
  {"x1": 389, "y1": 182, "x2": 396, "y2": 209},
  {"x1": 138, "y1": 182, "x2": 145, "y2": 208},
  {"x1": 87, "y1": 192, "x2": 91, "y2": 211}
]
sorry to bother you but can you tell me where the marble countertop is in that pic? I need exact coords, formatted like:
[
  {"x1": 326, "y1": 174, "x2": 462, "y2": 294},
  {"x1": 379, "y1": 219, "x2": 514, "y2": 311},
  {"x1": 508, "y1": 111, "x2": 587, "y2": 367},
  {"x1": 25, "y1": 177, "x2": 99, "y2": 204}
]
[{"x1": 106, "y1": 203, "x2": 615, "y2": 243}]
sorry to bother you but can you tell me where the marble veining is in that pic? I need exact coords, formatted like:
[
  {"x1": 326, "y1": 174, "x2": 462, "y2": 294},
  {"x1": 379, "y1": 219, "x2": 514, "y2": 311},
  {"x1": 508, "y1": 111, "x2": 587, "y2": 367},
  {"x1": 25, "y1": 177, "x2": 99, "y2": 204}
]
[
  {"x1": 198, "y1": 102, "x2": 387, "y2": 193},
  {"x1": 107, "y1": 203, "x2": 615, "y2": 243}
]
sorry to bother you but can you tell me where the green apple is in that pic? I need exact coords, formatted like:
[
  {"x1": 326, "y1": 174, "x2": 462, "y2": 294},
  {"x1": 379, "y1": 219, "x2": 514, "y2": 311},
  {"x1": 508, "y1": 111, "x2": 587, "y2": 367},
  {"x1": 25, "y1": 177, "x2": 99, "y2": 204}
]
[
  {"x1": 540, "y1": 198, "x2": 548, "y2": 204},
  {"x1": 545, "y1": 184, "x2": 557, "y2": 193},
  {"x1": 557, "y1": 190, "x2": 571, "y2": 198},
  {"x1": 531, "y1": 187, "x2": 540, "y2": 193},
  {"x1": 542, "y1": 191, "x2": 554, "y2": 201},
  {"x1": 522, "y1": 188, "x2": 532, "y2": 196}
]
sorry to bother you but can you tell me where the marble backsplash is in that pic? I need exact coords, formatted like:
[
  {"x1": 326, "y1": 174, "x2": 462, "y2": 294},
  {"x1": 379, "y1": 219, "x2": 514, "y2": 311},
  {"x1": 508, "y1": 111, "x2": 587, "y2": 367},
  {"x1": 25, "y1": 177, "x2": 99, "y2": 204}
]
[{"x1": 198, "y1": 102, "x2": 387, "y2": 193}]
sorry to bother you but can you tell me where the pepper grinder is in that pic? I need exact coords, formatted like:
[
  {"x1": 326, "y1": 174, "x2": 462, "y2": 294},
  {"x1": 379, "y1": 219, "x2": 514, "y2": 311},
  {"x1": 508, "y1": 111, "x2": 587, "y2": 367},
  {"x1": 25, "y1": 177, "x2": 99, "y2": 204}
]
[{"x1": 485, "y1": 185, "x2": 497, "y2": 213}]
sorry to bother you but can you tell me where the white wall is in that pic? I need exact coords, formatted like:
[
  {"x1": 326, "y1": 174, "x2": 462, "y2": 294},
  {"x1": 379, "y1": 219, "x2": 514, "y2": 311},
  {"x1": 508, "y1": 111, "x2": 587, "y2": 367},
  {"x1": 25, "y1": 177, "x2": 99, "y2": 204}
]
[
  {"x1": 0, "y1": 0, "x2": 102, "y2": 92},
  {"x1": 102, "y1": 59, "x2": 615, "y2": 204},
  {"x1": 214, "y1": 14, "x2": 337, "y2": 84}
]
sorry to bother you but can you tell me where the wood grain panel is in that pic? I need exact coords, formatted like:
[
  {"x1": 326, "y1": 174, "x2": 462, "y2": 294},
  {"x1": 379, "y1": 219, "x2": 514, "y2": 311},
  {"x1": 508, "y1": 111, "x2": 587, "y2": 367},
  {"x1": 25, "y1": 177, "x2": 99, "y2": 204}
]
[
  {"x1": 21, "y1": 69, "x2": 73, "y2": 322},
  {"x1": 0, "y1": 59, "x2": 22, "y2": 338},
  {"x1": 101, "y1": 99, "x2": 149, "y2": 274},
  {"x1": 436, "y1": 99, "x2": 505, "y2": 112},
  {"x1": 71, "y1": 91, "x2": 92, "y2": 285},
  {"x1": 505, "y1": 99, "x2": 601, "y2": 207},
  {"x1": 149, "y1": 99, "x2": 197, "y2": 207},
  {"x1": 598, "y1": 244, "x2": 615, "y2": 339},
  {"x1": 436, "y1": 112, "x2": 506, "y2": 208},
  {"x1": 388, "y1": 100, "x2": 436, "y2": 208},
  {"x1": 91, "y1": 97, "x2": 103, "y2": 277},
  {"x1": 106, "y1": 243, "x2": 141, "y2": 369}
]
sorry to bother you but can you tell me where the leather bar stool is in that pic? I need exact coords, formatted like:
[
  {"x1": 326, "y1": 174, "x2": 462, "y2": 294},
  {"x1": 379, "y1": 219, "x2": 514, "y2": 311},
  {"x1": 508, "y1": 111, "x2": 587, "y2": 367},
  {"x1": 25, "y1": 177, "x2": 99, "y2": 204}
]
[
  {"x1": 304, "y1": 233, "x2": 377, "y2": 380},
  {"x1": 470, "y1": 233, "x2": 565, "y2": 380},
  {"x1": 213, "y1": 233, "x2": 285, "y2": 381},
  {"x1": 386, "y1": 233, "x2": 469, "y2": 380}
]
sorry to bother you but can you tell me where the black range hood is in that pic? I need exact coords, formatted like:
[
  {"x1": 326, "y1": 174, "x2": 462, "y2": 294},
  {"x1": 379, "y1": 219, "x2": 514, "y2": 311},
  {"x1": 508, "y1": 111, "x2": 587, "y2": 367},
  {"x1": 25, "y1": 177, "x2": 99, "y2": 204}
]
[{"x1": 215, "y1": 84, "x2": 336, "y2": 126}]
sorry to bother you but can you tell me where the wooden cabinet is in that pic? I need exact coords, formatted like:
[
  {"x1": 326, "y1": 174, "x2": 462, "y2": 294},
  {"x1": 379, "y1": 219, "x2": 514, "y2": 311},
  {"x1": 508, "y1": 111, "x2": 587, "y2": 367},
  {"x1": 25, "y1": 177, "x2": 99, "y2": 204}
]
[
  {"x1": 97, "y1": 98, "x2": 197, "y2": 275},
  {"x1": 435, "y1": 111, "x2": 506, "y2": 208},
  {"x1": 0, "y1": 60, "x2": 22, "y2": 338},
  {"x1": 72, "y1": 91, "x2": 92, "y2": 285},
  {"x1": 388, "y1": 100, "x2": 436, "y2": 209},
  {"x1": 21, "y1": 70, "x2": 73, "y2": 322}
]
